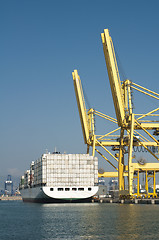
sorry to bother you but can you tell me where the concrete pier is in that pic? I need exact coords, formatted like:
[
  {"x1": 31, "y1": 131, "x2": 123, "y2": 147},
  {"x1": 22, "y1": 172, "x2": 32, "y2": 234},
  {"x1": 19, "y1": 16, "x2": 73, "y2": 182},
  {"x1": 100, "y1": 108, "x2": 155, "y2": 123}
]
[
  {"x1": 95, "y1": 197, "x2": 159, "y2": 204},
  {"x1": 0, "y1": 196, "x2": 22, "y2": 201}
]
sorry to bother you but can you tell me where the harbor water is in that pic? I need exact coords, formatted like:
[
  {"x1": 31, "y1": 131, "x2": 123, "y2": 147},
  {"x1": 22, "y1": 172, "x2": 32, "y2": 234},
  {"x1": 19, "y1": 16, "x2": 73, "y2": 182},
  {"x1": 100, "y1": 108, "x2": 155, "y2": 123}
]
[{"x1": 0, "y1": 201, "x2": 159, "y2": 239}]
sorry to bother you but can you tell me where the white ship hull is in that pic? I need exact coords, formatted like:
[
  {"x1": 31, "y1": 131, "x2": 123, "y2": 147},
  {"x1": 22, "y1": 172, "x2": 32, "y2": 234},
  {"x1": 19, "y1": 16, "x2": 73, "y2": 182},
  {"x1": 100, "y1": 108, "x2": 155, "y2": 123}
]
[{"x1": 20, "y1": 186, "x2": 99, "y2": 203}]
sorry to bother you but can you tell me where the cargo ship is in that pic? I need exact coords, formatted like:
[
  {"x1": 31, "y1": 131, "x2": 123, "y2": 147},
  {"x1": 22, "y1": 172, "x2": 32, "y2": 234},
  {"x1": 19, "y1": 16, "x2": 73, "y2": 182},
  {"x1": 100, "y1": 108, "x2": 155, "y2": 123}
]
[{"x1": 19, "y1": 152, "x2": 99, "y2": 203}]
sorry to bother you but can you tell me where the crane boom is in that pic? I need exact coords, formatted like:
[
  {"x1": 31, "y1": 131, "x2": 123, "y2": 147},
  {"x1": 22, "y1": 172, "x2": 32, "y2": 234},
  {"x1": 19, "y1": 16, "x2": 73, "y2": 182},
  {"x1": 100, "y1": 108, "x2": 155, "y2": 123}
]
[
  {"x1": 101, "y1": 29, "x2": 125, "y2": 127},
  {"x1": 72, "y1": 70, "x2": 90, "y2": 144}
]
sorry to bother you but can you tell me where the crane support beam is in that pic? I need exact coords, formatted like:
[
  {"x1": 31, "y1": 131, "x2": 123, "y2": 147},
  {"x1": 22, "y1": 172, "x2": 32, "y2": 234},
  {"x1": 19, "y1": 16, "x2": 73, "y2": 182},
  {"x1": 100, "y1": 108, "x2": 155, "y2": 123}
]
[
  {"x1": 98, "y1": 172, "x2": 118, "y2": 178},
  {"x1": 101, "y1": 29, "x2": 125, "y2": 127},
  {"x1": 95, "y1": 141, "x2": 158, "y2": 146},
  {"x1": 132, "y1": 82, "x2": 159, "y2": 97},
  {"x1": 139, "y1": 123, "x2": 159, "y2": 129},
  {"x1": 96, "y1": 140, "x2": 119, "y2": 162},
  {"x1": 72, "y1": 70, "x2": 90, "y2": 144},
  {"x1": 97, "y1": 127, "x2": 121, "y2": 140},
  {"x1": 131, "y1": 85, "x2": 159, "y2": 100},
  {"x1": 95, "y1": 148, "x2": 118, "y2": 170},
  {"x1": 137, "y1": 107, "x2": 159, "y2": 120},
  {"x1": 135, "y1": 120, "x2": 159, "y2": 145},
  {"x1": 124, "y1": 163, "x2": 159, "y2": 171},
  {"x1": 98, "y1": 172, "x2": 128, "y2": 178}
]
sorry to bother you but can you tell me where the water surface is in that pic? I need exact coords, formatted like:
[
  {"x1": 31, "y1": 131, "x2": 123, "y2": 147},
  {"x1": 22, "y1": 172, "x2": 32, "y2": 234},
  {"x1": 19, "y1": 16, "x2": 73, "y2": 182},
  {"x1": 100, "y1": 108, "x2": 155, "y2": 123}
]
[{"x1": 0, "y1": 201, "x2": 159, "y2": 239}]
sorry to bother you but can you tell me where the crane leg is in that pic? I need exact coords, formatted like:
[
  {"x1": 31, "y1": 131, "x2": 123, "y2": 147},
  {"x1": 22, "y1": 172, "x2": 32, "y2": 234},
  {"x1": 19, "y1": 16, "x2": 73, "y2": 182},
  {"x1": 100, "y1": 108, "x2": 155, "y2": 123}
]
[
  {"x1": 118, "y1": 128, "x2": 125, "y2": 191},
  {"x1": 92, "y1": 136, "x2": 96, "y2": 157},
  {"x1": 128, "y1": 113, "x2": 135, "y2": 195}
]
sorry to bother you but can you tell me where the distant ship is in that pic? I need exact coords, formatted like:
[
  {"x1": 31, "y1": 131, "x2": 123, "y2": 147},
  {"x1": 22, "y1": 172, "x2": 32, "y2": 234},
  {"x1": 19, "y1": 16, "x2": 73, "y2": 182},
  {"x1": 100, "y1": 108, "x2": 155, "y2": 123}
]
[{"x1": 19, "y1": 153, "x2": 99, "y2": 203}]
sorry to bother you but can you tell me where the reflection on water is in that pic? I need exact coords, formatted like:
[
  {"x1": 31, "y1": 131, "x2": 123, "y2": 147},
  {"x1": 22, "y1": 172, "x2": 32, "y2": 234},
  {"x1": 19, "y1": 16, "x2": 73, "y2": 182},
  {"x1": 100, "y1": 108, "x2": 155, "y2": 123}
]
[{"x1": 0, "y1": 201, "x2": 159, "y2": 239}]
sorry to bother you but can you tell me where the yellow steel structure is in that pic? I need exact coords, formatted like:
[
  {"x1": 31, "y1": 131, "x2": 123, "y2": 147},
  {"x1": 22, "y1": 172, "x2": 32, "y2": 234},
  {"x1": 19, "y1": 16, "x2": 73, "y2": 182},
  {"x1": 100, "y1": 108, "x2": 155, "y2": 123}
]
[
  {"x1": 72, "y1": 28, "x2": 159, "y2": 198},
  {"x1": 72, "y1": 70, "x2": 90, "y2": 145},
  {"x1": 101, "y1": 29, "x2": 125, "y2": 127},
  {"x1": 101, "y1": 29, "x2": 159, "y2": 197}
]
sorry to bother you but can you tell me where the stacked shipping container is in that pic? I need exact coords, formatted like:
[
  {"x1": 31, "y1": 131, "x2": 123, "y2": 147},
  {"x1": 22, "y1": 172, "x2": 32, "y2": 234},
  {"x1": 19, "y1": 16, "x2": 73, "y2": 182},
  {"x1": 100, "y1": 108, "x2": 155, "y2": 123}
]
[
  {"x1": 21, "y1": 153, "x2": 98, "y2": 189},
  {"x1": 23, "y1": 170, "x2": 30, "y2": 188}
]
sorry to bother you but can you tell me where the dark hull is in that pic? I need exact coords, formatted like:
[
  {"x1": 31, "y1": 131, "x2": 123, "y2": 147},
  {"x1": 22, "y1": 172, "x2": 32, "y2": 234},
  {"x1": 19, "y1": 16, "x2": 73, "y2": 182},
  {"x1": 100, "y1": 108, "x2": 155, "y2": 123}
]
[{"x1": 22, "y1": 197, "x2": 93, "y2": 203}]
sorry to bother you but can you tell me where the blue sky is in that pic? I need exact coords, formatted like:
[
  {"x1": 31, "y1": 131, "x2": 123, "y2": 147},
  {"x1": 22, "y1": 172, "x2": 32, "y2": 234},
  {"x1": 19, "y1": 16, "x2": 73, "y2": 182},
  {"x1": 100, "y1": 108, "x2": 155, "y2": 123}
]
[{"x1": 0, "y1": 0, "x2": 159, "y2": 176}]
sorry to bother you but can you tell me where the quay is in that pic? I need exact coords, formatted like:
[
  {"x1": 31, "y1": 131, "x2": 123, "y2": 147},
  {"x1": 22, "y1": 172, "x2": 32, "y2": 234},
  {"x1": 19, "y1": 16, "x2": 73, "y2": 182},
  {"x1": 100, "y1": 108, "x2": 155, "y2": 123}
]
[
  {"x1": 1, "y1": 195, "x2": 159, "y2": 204},
  {"x1": 0, "y1": 196, "x2": 22, "y2": 201},
  {"x1": 94, "y1": 197, "x2": 159, "y2": 204}
]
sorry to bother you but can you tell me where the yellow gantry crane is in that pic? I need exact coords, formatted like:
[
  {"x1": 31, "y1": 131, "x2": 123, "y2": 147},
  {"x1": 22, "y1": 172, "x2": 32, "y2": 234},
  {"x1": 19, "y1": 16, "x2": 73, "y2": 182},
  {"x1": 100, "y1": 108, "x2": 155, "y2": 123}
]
[{"x1": 72, "y1": 29, "x2": 159, "y2": 198}]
